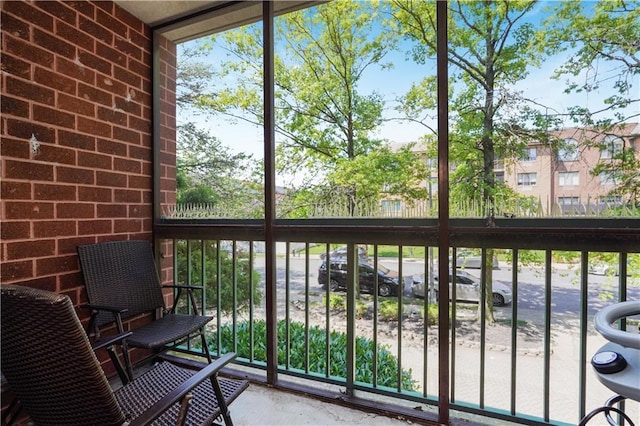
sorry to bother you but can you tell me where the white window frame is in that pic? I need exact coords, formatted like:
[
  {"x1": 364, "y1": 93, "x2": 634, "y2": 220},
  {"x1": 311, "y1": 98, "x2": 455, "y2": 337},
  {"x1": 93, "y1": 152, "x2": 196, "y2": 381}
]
[
  {"x1": 558, "y1": 138, "x2": 579, "y2": 162},
  {"x1": 559, "y1": 171, "x2": 579, "y2": 186},
  {"x1": 600, "y1": 135, "x2": 624, "y2": 159},
  {"x1": 517, "y1": 172, "x2": 537, "y2": 187}
]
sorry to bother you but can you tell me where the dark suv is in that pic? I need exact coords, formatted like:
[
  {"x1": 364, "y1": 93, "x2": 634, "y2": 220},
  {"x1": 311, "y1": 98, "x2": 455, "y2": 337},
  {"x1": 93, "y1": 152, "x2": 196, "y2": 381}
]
[{"x1": 317, "y1": 260, "x2": 402, "y2": 297}]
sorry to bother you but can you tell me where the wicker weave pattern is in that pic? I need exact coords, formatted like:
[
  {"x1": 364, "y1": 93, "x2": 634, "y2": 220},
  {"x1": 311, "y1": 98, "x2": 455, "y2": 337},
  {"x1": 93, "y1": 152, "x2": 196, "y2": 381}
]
[
  {"x1": 1, "y1": 285, "x2": 248, "y2": 426},
  {"x1": 115, "y1": 362, "x2": 248, "y2": 426},
  {"x1": 77, "y1": 240, "x2": 213, "y2": 351},
  {"x1": 1, "y1": 285, "x2": 126, "y2": 426}
]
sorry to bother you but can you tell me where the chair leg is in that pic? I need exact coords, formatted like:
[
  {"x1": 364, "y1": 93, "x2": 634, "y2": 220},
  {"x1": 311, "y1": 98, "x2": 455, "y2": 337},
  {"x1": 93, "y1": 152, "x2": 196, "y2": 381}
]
[
  {"x1": 200, "y1": 328, "x2": 213, "y2": 363},
  {"x1": 209, "y1": 375, "x2": 233, "y2": 426}
]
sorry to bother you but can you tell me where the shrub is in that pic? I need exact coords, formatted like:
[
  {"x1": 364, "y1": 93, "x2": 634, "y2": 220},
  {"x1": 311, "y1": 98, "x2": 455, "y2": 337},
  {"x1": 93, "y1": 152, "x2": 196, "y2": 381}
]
[{"x1": 210, "y1": 320, "x2": 417, "y2": 391}]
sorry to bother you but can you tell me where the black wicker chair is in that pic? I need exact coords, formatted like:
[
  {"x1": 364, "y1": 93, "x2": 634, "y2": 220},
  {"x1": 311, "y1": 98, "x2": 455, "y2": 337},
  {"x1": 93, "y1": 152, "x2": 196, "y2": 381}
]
[
  {"x1": 77, "y1": 240, "x2": 213, "y2": 381},
  {"x1": 0, "y1": 285, "x2": 248, "y2": 426}
]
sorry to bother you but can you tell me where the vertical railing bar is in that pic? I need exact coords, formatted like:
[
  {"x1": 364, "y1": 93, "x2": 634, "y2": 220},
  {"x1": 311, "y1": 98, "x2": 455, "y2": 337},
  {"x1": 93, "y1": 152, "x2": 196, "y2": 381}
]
[
  {"x1": 543, "y1": 250, "x2": 552, "y2": 422},
  {"x1": 450, "y1": 248, "x2": 457, "y2": 403},
  {"x1": 346, "y1": 243, "x2": 356, "y2": 396},
  {"x1": 216, "y1": 239, "x2": 222, "y2": 358},
  {"x1": 617, "y1": 251, "x2": 628, "y2": 425},
  {"x1": 479, "y1": 248, "x2": 487, "y2": 408},
  {"x1": 397, "y1": 245, "x2": 404, "y2": 393},
  {"x1": 305, "y1": 242, "x2": 310, "y2": 375},
  {"x1": 249, "y1": 240, "x2": 255, "y2": 363},
  {"x1": 579, "y1": 251, "x2": 589, "y2": 421},
  {"x1": 373, "y1": 245, "x2": 379, "y2": 388},
  {"x1": 232, "y1": 240, "x2": 238, "y2": 354},
  {"x1": 510, "y1": 249, "x2": 519, "y2": 415},
  {"x1": 324, "y1": 243, "x2": 331, "y2": 379},
  {"x1": 285, "y1": 241, "x2": 291, "y2": 370},
  {"x1": 423, "y1": 244, "x2": 429, "y2": 398}
]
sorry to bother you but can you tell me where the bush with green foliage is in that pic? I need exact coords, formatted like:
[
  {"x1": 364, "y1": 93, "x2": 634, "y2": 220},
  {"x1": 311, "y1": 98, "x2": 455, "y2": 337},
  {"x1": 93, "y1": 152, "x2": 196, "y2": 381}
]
[
  {"x1": 175, "y1": 240, "x2": 262, "y2": 314},
  {"x1": 210, "y1": 319, "x2": 417, "y2": 391}
]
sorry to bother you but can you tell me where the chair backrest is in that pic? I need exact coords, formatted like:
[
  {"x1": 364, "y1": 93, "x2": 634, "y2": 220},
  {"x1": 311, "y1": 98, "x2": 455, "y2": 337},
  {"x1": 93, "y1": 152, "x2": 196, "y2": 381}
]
[
  {"x1": 77, "y1": 240, "x2": 166, "y2": 327},
  {"x1": 1, "y1": 285, "x2": 126, "y2": 426}
]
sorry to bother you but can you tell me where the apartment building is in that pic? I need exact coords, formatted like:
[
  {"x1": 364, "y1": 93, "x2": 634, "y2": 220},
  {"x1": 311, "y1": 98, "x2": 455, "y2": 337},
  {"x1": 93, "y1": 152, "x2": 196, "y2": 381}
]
[{"x1": 500, "y1": 123, "x2": 640, "y2": 214}]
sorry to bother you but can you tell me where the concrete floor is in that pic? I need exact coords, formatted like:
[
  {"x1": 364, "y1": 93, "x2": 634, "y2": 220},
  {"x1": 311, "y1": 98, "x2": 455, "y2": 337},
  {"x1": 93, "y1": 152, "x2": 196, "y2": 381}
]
[{"x1": 229, "y1": 383, "x2": 414, "y2": 426}]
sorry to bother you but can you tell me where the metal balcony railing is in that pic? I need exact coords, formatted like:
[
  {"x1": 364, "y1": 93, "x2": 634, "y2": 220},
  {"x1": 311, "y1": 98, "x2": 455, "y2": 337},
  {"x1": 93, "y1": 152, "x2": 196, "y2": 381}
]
[{"x1": 157, "y1": 219, "x2": 639, "y2": 425}]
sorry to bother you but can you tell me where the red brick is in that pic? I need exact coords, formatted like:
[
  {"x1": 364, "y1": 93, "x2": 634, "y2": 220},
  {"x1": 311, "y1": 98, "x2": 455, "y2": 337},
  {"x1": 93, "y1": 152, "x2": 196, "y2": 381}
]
[
  {"x1": 1, "y1": 95, "x2": 29, "y2": 118},
  {"x1": 6, "y1": 119, "x2": 56, "y2": 143},
  {"x1": 34, "y1": 28, "x2": 76, "y2": 58},
  {"x1": 1, "y1": 221, "x2": 31, "y2": 240},
  {"x1": 115, "y1": 5, "x2": 143, "y2": 33},
  {"x1": 36, "y1": 254, "x2": 78, "y2": 276},
  {"x1": 4, "y1": 35, "x2": 54, "y2": 68},
  {"x1": 97, "y1": 74, "x2": 127, "y2": 96},
  {"x1": 57, "y1": 203, "x2": 95, "y2": 218},
  {"x1": 79, "y1": 15, "x2": 112, "y2": 45},
  {"x1": 114, "y1": 219, "x2": 142, "y2": 233},
  {"x1": 5, "y1": 160, "x2": 54, "y2": 181},
  {"x1": 78, "y1": 82, "x2": 112, "y2": 106},
  {"x1": 34, "y1": 183, "x2": 76, "y2": 201},
  {"x1": 114, "y1": 157, "x2": 141, "y2": 174},
  {"x1": 96, "y1": 170, "x2": 127, "y2": 187},
  {"x1": 6, "y1": 240, "x2": 55, "y2": 260},
  {"x1": 6, "y1": 76, "x2": 55, "y2": 105},
  {"x1": 78, "y1": 185, "x2": 112, "y2": 202},
  {"x1": 57, "y1": 56, "x2": 96, "y2": 85},
  {"x1": 1, "y1": 180, "x2": 32, "y2": 201},
  {"x1": 58, "y1": 236, "x2": 96, "y2": 255},
  {"x1": 33, "y1": 220, "x2": 77, "y2": 238},
  {"x1": 58, "y1": 93, "x2": 94, "y2": 116},
  {"x1": 33, "y1": 104, "x2": 76, "y2": 129},
  {"x1": 57, "y1": 166, "x2": 94, "y2": 184},
  {"x1": 77, "y1": 116, "x2": 112, "y2": 138},
  {"x1": 127, "y1": 117, "x2": 149, "y2": 135},
  {"x1": 5, "y1": 202, "x2": 55, "y2": 220},
  {"x1": 58, "y1": 130, "x2": 96, "y2": 150},
  {"x1": 56, "y1": 20, "x2": 95, "y2": 52},
  {"x1": 78, "y1": 151, "x2": 112, "y2": 170},
  {"x1": 128, "y1": 204, "x2": 152, "y2": 218},
  {"x1": 78, "y1": 219, "x2": 112, "y2": 235},
  {"x1": 128, "y1": 57, "x2": 150, "y2": 80},
  {"x1": 97, "y1": 203, "x2": 127, "y2": 218},
  {"x1": 120, "y1": 97, "x2": 142, "y2": 117},
  {"x1": 78, "y1": 49, "x2": 112, "y2": 76},
  {"x1": 128, "y1": 29, "x2": 150, "y2": 52},
  {"x1": 96, "y1": 8, "x2": 126, "y2": 38},
  {"x1": 97, "y1": 138, "x2": 126, "y2": 156},
  {"x1": 0, "y1": 54, "x2": 31, "y2": 78},
  {"x1": 93, "y1": 1, "x2": 114, "y2": 15},
  {"x1": 0, "y1": 260, "x2": 34, "y2": 282},
  {"x1": 128, "y1": 175, "x2": 151, "y2": 190},
  {"x1": 35, "y1": 1, "x2": 78, "y2": 25},
  {"x1": 34, "y1": 67, "x2": 77, "y2": 95},
  {"x1": 113, "y1": 126, "x2": 139, "y2": 144},
  {"x1": 114, "y1": 189, "x2": 141, "y2": 203},
  {"x1": 1, "y1": 11, "x2": 31, "y2": 40},
  {"x1": 66, "y1": 1, "x2": 95, "y2": 19},
  {"x1": 114, "y1": 65, "x2": 141, "y2": 88},
  {"x1": 36, "y1": 144, "x2": 76, "y2": 165},
  {"x1": 98, "y1": 105, "x2": 127, "y2": 126},
  {"x1": 3, "y1": 1, "x2": 54, "y2": 31}
]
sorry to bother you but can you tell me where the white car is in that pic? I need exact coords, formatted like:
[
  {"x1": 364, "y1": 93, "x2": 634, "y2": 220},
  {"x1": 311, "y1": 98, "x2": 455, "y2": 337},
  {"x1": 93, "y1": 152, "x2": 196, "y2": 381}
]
[
  {"x1": 411, "y1": 270, "x2": 512, "y2": 306},
  {"x1": 589, "y1": 259, "x2": 631, "y2": 276}
]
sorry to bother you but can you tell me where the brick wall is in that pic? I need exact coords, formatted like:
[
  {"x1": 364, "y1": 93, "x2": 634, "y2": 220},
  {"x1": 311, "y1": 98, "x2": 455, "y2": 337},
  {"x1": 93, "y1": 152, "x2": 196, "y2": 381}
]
[{"x1": 1, "y1": 0, "x2": 153, "y2": 299}]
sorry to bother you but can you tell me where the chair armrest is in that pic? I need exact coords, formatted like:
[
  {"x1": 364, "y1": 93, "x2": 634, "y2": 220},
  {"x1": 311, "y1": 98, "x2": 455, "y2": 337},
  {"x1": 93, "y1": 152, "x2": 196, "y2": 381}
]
[
  {"x1": 79, "y1": 303, "x2": 128, "y2": 315},
  {"x1": 90, "y1": 332, "x2": 133, "y2": 352},
  {"x1": 128, "y1": 353, "x2": 237, "y2": 426},
  {"x1": 162, "y1": 284, "x2": 205, "y2": 291}
]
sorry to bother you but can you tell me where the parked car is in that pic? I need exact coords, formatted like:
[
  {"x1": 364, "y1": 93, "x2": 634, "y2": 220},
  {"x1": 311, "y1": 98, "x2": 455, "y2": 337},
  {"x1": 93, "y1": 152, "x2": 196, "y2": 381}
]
[
  {"x1": 589, "y1": 259, "x2": 632, "y2": 276},
  {"x1": 411, "y1": 270, "x2": 512, "y2": 306},
  {"x1": 317, "y1": 259, "x2": 404, "y2": 297},
  {"x1": 452, "y1": 250, "x2": 500, "y2": 270},
  {"x1": 319, "y1": 245, "x2": 368, "y2": 262}
]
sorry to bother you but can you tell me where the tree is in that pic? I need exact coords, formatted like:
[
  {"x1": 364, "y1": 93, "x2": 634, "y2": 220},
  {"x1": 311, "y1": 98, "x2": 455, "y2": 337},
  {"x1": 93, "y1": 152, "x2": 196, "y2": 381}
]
[
  {"x1": 392, "y1": 0, "x2": 544, "y2": 323},
  {"x1": 183, "y1": 0, "x2": 428, "y2": 217},
  {"x1": 540, "y1": 0, "x2": 640, "y2": 206}
]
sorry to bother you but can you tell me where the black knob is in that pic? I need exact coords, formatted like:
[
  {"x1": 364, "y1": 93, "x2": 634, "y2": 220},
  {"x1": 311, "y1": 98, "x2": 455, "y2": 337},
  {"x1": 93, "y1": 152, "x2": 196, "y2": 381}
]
[{"x1": 591, "y1": 351, "x2": 627, "y2": 374}]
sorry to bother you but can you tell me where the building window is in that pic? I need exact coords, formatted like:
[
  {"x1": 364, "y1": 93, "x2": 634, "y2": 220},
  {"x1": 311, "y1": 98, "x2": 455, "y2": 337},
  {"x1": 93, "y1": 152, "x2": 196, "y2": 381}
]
[
  {"x1": 558, "y1": 196, "x2": 580, "y2": 206},
  {"x1": 559, "y1": 171, "x2": 579, "y2": 186},
  {"x1": 558, "y1": 138, "x2": 579, "y2": 161},
  {"x1": 519, "y1": 147, "x2": 537, "y2": 162},
  {"x1": 600, "y1": 135, "x2": 624, "y2": 159},
  {"x1": 600, "y1": 195, "x2": 623, "y2": 205},
  {"x1": 381, "y1": 200, "x2": 402, "y2": 213},
  {"x1": 599, "y1": 172, "x2": 619, "y2": 186},
  {"x1": 517, "y1": 172, "x2": 537, "y2": 187}
]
